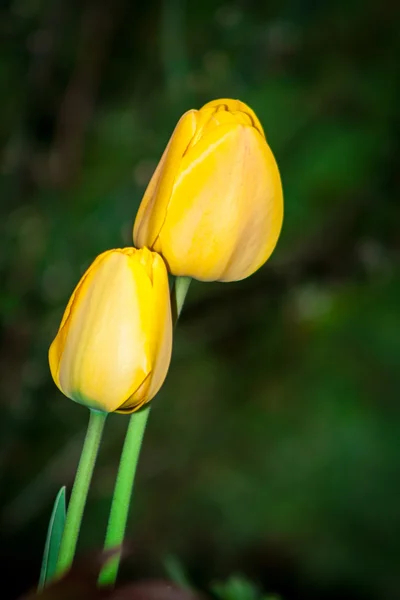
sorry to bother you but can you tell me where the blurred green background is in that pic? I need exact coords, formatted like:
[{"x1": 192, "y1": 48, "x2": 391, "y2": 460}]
[{"x1": 0, "y1": 0, "x2": 399, "y2": 598}]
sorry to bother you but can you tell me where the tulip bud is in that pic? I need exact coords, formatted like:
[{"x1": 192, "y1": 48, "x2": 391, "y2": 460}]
[
  {"x1": 134, "y1": 98, "x2": 283, "y2": 282},
  {"x1": 49, "y1": 248, "x2": 172, "y2": 413}
]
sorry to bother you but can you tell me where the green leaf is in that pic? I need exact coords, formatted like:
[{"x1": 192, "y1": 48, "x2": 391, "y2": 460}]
[{"x1": 38, "y1": 486, "x2": 66, "y2": 591}]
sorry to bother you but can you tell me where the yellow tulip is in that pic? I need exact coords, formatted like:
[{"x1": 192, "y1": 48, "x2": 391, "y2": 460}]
[
  {"x1": 49, "y1": 248, "x2": 172, "y2": 414},
  {"x1": 133, "y1": 98, "x2": 283, "y2": 282}
]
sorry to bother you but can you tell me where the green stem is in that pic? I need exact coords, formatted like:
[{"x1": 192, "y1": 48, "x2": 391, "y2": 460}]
[
  {"x1": 98, "y1": 276, "x2": 191, "y2": 587},
  {"x1": 55, "y1": 409, "x2": 107, "y2": 577},
  {"x1": 171, "y1": 276, "x2": 192, "y2": 323},
  {"x1": 98, "y1": 406, "x2": 150, "y2": 586}
]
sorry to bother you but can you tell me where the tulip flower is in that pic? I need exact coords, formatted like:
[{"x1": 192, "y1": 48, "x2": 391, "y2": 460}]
[
  {"x1": 133, "y1": 98, "x2": 283, "y2": 282},
  {"x1": 49, "y1": 247, "x2": 172, "y2": 414}
]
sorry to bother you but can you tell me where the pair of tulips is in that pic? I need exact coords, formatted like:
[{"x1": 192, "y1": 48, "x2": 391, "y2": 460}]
[{"x1": 49, "y1": 98, "x2": 284, "y2": 414}]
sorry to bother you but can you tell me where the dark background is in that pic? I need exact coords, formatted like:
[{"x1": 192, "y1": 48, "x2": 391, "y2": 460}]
[{"x1": 0, "y1": 0, "x2": 399, "y2": 598}]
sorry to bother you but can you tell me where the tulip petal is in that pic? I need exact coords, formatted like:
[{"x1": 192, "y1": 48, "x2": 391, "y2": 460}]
[
  {"x1": 116, "y1": 252, "x2": 172, "y2": 413},
  {"x1": 154, "y1": 124, "x2": 283, "y2": 281},
  {"x1": 49, "y1": 251, "x2": 113, "y2": 390},
  {"x1": 142, "y1": 252, "x2": 173, "y2": 400},
  {"x1": 200, "y1": 98, "x2": 265, "y2": 138},
  {"x1": 116, "y1": 371, "x2": 153, "y2": 414},
  {"x1": 134, "y1": 110, "x2": 198, "y2": 249},
  {"x1": 58, "y1": 252, "x2": 153, "y2": 412}
]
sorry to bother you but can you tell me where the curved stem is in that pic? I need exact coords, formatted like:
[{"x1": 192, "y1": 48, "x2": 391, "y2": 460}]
[
  {"x1": 98, "y1": 406, "x2": 150, "y2": 586},
  {"x1": 99, "y1": 276, "x2": 192, "y2": 587},
  {"x1": 55, "y1": 409, "x2": 107, "y2": 577}
]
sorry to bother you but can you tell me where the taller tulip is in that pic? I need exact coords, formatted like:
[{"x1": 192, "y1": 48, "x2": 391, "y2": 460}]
[
  {"x1": 134, "y1": 98, "x2": 283, "y2": 282},
  {"x1": 49, "y1": 247, "x2": 172, "y2": 414}
]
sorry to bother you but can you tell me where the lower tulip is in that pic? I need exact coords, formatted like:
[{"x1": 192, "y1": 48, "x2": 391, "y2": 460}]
[{"x1": 49, "y1": 247, "x2": 172, "y2": 413}]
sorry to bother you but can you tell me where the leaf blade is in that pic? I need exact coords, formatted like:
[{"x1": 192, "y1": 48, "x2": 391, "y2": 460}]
[{"x1": 38, "y1": 486, "x2": 66, "y2": 591}]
